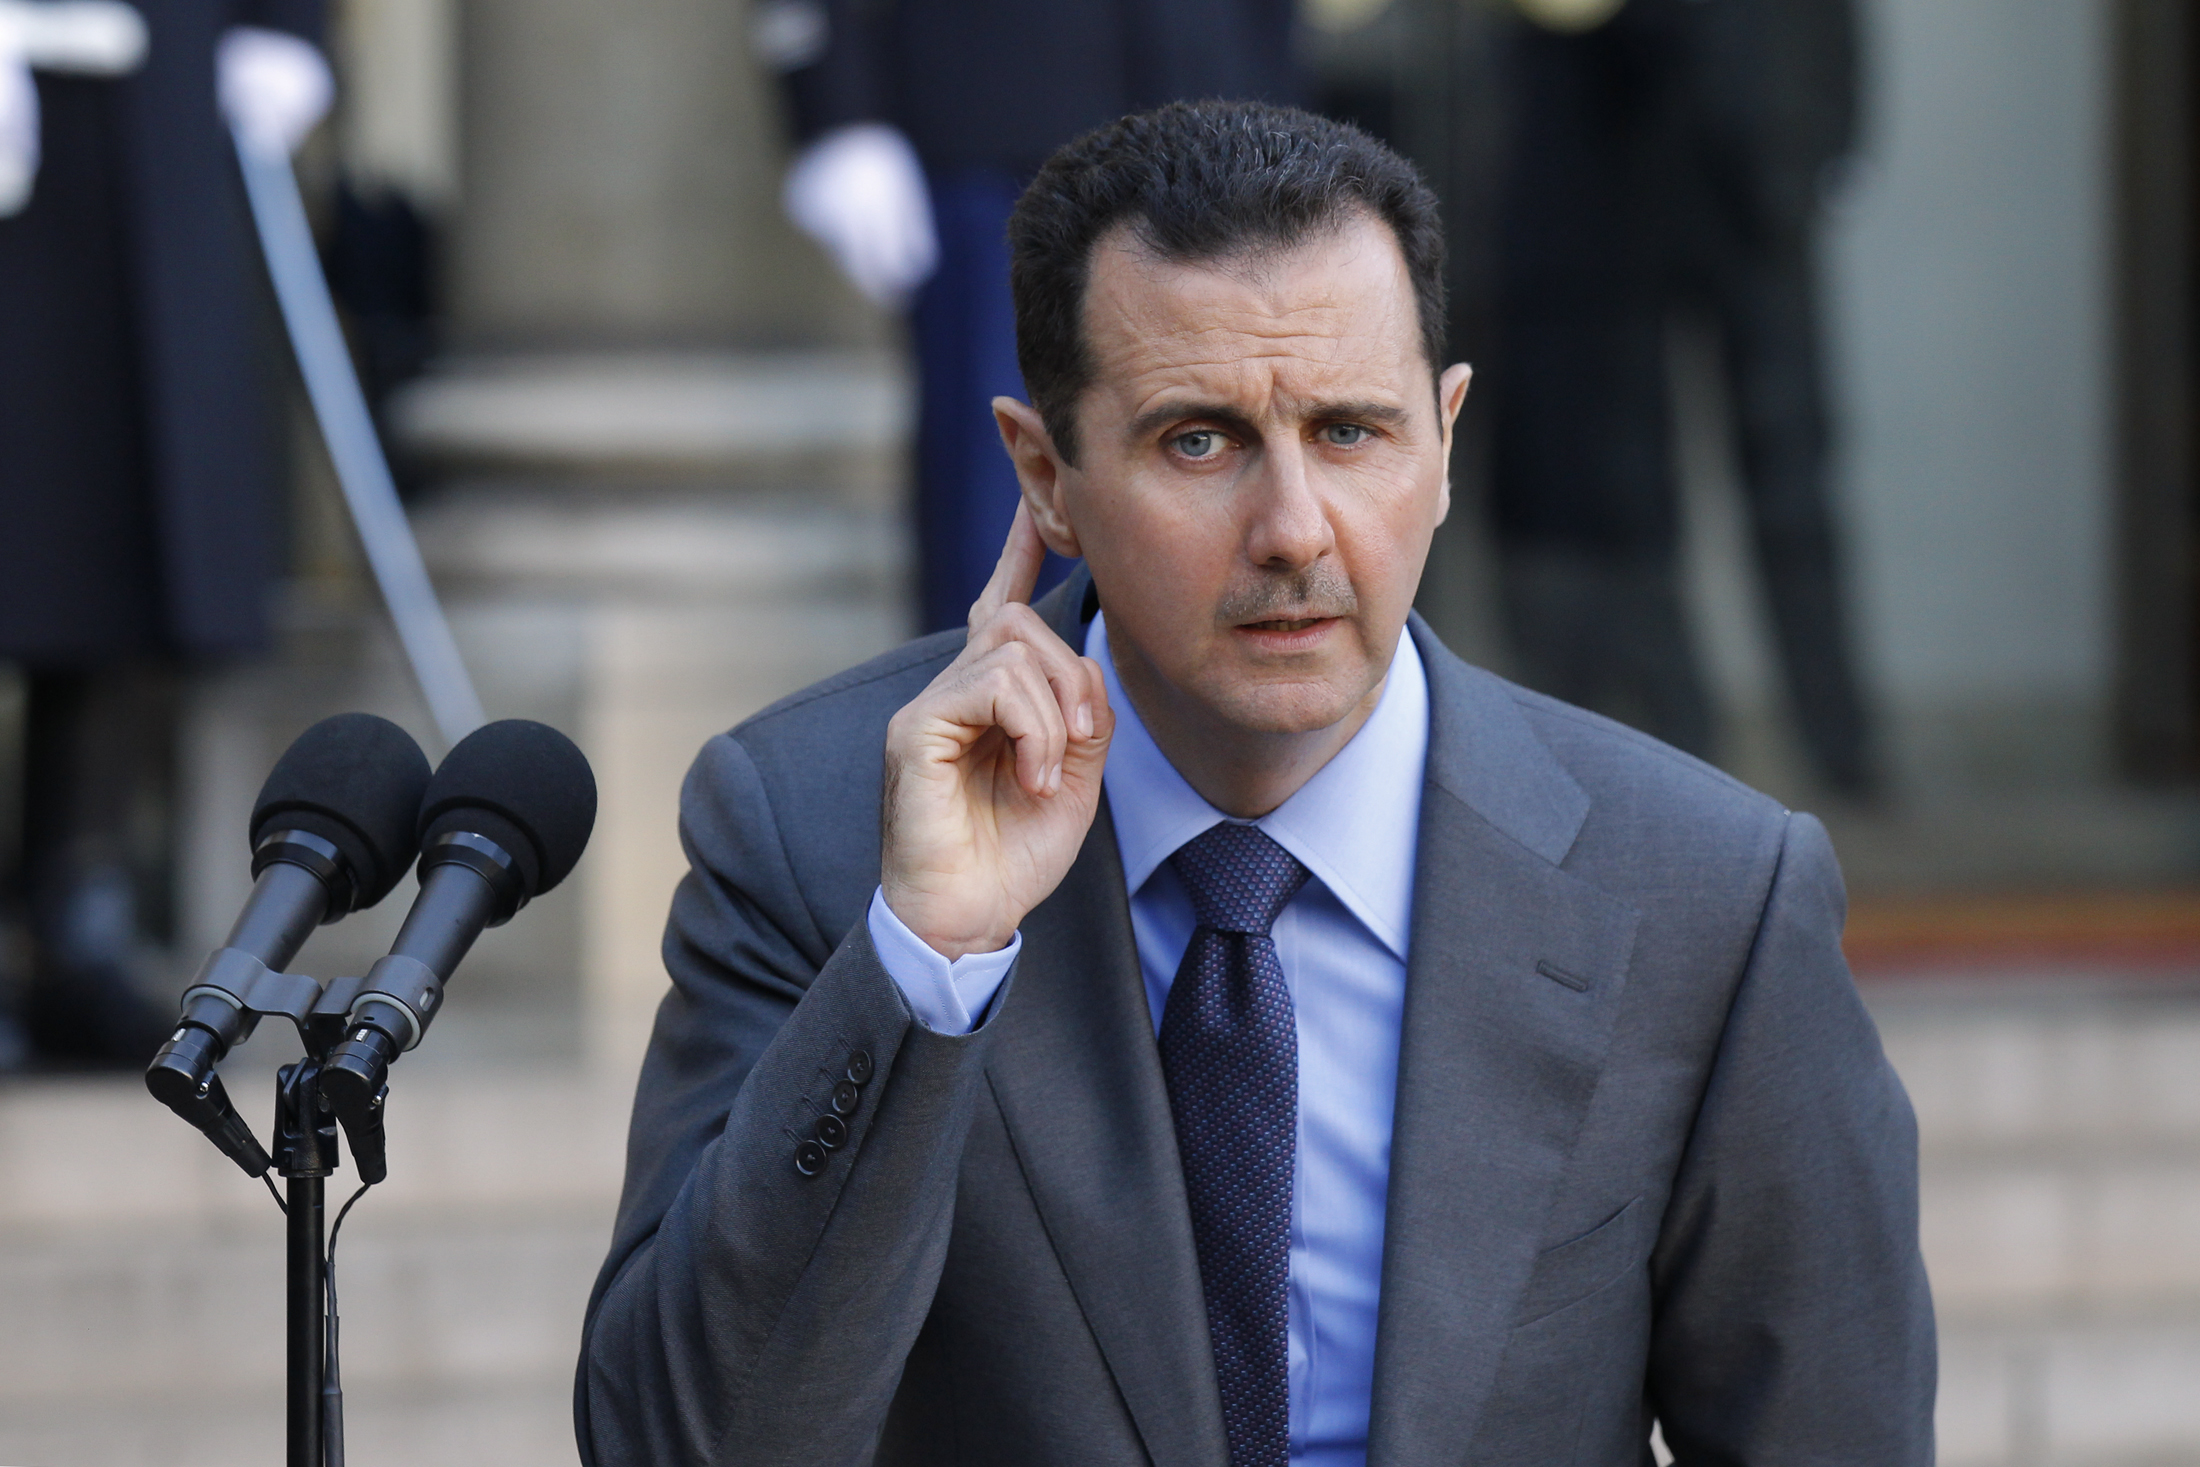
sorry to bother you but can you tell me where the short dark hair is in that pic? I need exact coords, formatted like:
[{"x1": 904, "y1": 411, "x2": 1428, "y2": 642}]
[{"x1": 1007, "y1": 100, "x2": 1447, "y2": 463}]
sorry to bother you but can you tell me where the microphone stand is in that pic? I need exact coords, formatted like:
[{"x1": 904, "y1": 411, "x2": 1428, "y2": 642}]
[
  {"x1": 148, "y1": 953, "x2": 388, "y2": 1467},
  {"x1": 276, "y1": 1060, "x2": 339, "y2": 1467}
]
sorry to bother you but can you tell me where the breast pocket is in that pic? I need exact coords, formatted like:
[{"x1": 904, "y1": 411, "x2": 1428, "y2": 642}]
[{"x1": 1515, "y1": 1196, "x2": 1644, "y2": 1327}]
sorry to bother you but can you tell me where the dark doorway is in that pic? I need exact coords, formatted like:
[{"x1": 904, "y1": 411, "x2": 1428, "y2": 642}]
[{"x1": 2113, "y1": 0, "x2": 2200, "y2": 781}]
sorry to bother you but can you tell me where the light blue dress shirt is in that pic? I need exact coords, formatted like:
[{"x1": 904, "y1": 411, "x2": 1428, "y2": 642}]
[{"x1": 868, "y1": 611, "x2": 1427, "y2": 1466}]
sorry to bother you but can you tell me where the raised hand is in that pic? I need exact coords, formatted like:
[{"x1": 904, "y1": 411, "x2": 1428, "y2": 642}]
[{"x1": 881, "y1": 504, "x2": 1113, "y2": 959}]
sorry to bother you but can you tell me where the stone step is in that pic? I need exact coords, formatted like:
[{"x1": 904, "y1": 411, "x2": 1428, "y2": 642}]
[
  {"x1": 1872, "y1": 981, "x2": 2200, "y2": 1152},
  {"x1": 1919, "y1": 1148, "x2": 2200, "y2": 1317},
  {"x1": 1868, "y1": 986, "x2": 2200, "y2": 1322},
  {"x1": 385, "y1": 350, "x2": 909, "y2": 489},
  {"x1": 0, "y1": 1207, "x2": 608, "y2": 1403},
  {"x1": 0, "y1": 1071, "x2": 626, "y2": 1236},
  {"x1": 1872, "y1": 980, "x2": 2200, "y2": 1466},
  {"x1": 412, "y1": 484, "x2": 906, "y2": 600},
  {"x1": 0, "y1": 1069, "x2": 622, "y2": 1466},
  {"x1": 1939, "y1": 1319, "x2": 2200, "y2": 1467},
  {"x1": 0, "y1": 1379, "x2": 577, "y2": 1467}
]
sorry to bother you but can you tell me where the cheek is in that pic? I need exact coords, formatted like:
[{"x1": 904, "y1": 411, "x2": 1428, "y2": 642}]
[
  {"x1": 1074, "y1": 470, "x2": 1232, "y2": 583},
  {"x1": 1330, "y1": 455, "x2": 1444, "y2": 535},
  {"x1": 1329, "y1": 463, "x2": 1445, "y2": 594}
]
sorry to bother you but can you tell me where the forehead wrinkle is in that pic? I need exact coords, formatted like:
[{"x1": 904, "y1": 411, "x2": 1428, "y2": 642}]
[
  {"x1": 1097, "y1": 307, "x2": 1409, "y2": 382},
  {"x1": 1120, "y1": 328, "x2": 1415, "y2": 407},
  {"x1": 1115, "y1": 335, "x2": 1416, "y2": 414},
  {"x1": 1096, "y1": 296, "x2": 1413, "y2": 375},
  {"x1": 1089, "y1": 235, "x2": 1410, "y2": 342},
  {"x1": 1104, "y1": 277, "x2": 1392, "y2": 340}
]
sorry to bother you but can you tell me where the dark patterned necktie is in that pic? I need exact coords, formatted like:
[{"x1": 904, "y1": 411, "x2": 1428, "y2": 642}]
[{"x1": 1159, "y1": 821, "x2": 1309, "y2": 1467}]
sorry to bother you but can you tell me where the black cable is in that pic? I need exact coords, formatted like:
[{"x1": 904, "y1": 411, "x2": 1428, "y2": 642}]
[
  {"x1": 323, "y1": 1181, "x2": 371, "y2": 1467},
  {"x1": 329, "y1": 1180, "x2": 371, "y2": 1263},
  {"x1": 262, "y1": 1173, "x2": 288, "y2": 1214}
]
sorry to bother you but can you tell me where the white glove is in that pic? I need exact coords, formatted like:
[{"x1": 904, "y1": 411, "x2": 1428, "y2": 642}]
[
  {"x1": 0, "y1": 0, "x2": 148, "y2": 216},
  {"x1": 783, "y1": 122, "x2": 938, "y2": 310},
  {"x1": 217, "y1": 24, "x2": 331, "y2": 160}
]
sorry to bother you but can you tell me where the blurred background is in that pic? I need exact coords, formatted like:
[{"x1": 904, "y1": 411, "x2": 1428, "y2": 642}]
[{"x1": 1, "y1": 0, "x2": 2197, "y2": 1462}]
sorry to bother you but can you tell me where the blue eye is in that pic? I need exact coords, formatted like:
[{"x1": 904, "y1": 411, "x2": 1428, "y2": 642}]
[
  {"x1": 1323, "y1": 423, "x2": 1371, "y2": 446},
  {"x1": 1174, "y1": 430, "x2": 1226, "y2": 459}
]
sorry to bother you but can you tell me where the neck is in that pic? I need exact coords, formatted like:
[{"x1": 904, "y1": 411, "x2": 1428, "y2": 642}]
[{"x1": 1109, "y1": 631, "x2": 1389, "y2": 819}]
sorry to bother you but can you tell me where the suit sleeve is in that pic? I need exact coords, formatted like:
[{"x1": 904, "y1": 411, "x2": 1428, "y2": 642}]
[
  {"x1": 576, "y1": 732, "x2": 1008, "y2": 1466},
  {"x1": 1645, "y1": 812, "x2": 1936, "y2": 1463}
]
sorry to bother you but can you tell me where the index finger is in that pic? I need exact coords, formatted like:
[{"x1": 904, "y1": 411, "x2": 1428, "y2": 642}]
[{"x1": 968, "y1": 500, "x2": 1048, "y2": 630}]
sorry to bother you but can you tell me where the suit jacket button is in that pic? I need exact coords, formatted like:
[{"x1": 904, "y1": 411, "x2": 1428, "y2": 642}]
[
  {"x1": 846, "y1": 1050, "x2": 874, "y2": 1085},
  {"x1": 831, "y1": 1080, "x2": 862, "y2": 1116},
  {"x1": 814, "y1": 1113, "x2": 848, "y2": 1149},
  {"x1": 793, "y1": 1139, "x2": 827, "y2": 1176}
]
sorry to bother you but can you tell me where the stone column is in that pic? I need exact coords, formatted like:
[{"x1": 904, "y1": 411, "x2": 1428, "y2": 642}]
[{"x1": 450, "y1": 0, "x2": 871, "y2": 350}]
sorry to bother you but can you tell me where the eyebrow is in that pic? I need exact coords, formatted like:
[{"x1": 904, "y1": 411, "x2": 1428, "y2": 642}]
[{"x1": 1124, "y1": 398, "x2": 1412, "y2": 443}]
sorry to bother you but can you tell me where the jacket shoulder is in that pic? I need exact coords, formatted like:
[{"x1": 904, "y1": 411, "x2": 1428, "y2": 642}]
[
  {"x1": 1501, "y1": 680, "x2": 1808, "y2": 952},
  {"x1": 733, "y1": 627, "x2": 965, "y2": 749},
  {"x1": 1505, "y1": 679, "x2": 1786, "y2": 834},
  {"x1": 1417, "y1": 622, "x2": 1788, "y2": 870},
  {"x1": 1418, "y1": 635, "x2": 1798, "y2": 911}
]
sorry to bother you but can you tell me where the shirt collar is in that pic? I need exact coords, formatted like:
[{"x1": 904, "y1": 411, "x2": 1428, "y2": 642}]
[{"x1": 1087, "y1": 611, "x2": 1429, "y2": 961}]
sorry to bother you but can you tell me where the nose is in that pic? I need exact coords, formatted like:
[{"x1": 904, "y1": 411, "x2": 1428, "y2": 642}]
[{"x1": 1242, "y1": 433, "x2": 1334, "y2": 572}]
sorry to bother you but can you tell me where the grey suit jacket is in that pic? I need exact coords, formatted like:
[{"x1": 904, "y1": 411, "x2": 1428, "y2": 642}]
[{"x1": 577, "y1": 568, "x2": 1934, "y2": 1466}]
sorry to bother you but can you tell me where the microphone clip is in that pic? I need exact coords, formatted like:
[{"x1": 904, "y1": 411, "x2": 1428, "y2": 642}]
[{"x1": 145, "y1": 946, "x2": 376, "y2": 1179}]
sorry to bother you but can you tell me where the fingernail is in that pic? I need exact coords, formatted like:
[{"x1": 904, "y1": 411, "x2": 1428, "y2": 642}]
[
  {"x1": 1075, "y1": 703, "x2": 1094, "y2": 739},
  {"x1": 1048, "y1": 763, "x2": 1062, "y2": 793}
]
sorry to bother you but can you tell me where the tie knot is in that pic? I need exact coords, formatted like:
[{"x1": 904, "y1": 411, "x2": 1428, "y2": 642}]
[{"x1": 1169, "y1": 823, "x2": 1309, "y2": 937}]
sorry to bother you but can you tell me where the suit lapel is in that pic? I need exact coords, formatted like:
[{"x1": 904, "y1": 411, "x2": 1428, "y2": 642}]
[
  {"x1": 983, "y1": 564, "x2": 1230, "y2": 1466},
  {"x1": 1366, "y1": 628, "x2": 1641, "y2": 1467}
]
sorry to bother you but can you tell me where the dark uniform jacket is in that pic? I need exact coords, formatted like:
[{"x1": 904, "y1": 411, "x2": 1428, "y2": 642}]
[
  {"x1": 773, "y1": 0, "x2": 1299, "y2": 177},
  {"x1": 0, "y1": 0, "x2": 322, "y2": 663}
]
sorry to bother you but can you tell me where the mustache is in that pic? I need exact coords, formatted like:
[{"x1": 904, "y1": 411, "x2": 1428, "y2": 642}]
[{"x1": 1214, "y1": 565, "x2": 1358, "y2": 625}]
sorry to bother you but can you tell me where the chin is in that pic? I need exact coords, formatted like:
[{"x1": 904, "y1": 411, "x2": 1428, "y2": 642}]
[{"x1": 1206, "y1": 676, "x2": 1371, "y2": 737}]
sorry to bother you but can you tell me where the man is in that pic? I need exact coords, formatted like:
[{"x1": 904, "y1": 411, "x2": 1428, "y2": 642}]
[
  {"x1": 1488, "y1": 0, "x2": 1876, "y2": 793},
  {"x1": 580, "y1": 102, "x2": 1932, "y2": 1465},
  {"x1": 755, "y1": 0, "x2": 1296, "y2": 631}
]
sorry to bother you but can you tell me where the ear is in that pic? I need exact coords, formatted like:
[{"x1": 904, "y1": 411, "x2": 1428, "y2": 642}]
[
  {"x1": 993, "y1": 397, "x2": 1085, "y2": 558},
  {"x1": 1433, "y1": 362, "x2": 1474, "y2": 525}
]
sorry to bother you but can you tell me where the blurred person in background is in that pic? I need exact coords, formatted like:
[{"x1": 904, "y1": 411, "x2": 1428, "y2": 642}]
[
  {"x1": 0, "y1": 0, "x2": 330, "y2": 1069},
  {"x1": 753, "y1": 0, "x2": 1299, "y2": 633},
  {"x1": 1487, "y1": 0, "x2": 1876, "y2": 795}
]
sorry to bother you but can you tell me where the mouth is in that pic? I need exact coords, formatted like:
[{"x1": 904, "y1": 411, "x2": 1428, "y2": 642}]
[{"x1": 1230, "y1": 614, "x2": 1342, "y2": 651}]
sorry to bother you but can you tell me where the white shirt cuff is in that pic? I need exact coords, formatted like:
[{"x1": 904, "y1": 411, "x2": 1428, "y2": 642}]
[{"x1": 866, "y1": 886, "x2": 1019, "y2": 1035}]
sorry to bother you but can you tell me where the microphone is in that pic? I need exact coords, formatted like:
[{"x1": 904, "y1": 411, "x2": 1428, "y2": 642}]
[
  {"x1": 318, "y1": 720, "x2": 595, "y2": 1177},
  {"x1": 145, "y1": 713, "x2": 431, "y2": 1175}
]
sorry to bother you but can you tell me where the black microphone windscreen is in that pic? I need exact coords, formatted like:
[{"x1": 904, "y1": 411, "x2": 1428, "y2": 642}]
[
  {"x1": 250, "y1": 713, "x2": 434, "y2": 908},
  {"x1": 417, "y1": 719, "x2": 597, "y2": 898}
]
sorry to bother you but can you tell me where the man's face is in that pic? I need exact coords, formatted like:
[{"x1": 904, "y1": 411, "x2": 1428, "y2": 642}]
[{"x1": 1022, "y1": 213, "x2": 1469, "y2": 740}]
